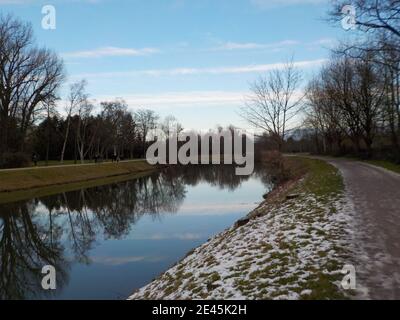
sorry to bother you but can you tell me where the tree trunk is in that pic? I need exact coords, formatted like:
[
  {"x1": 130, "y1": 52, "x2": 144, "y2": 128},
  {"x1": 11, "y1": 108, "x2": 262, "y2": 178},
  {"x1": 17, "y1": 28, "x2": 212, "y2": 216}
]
[
  {"x1": 0, "y1": 117, "x2": 8, "y2": 154},
  {"x1": 60, "y1": 116, "x2": 71, "y2": 164},
  {"x1": 45, "y1": 109, "x2": 50, "y2": 166}
]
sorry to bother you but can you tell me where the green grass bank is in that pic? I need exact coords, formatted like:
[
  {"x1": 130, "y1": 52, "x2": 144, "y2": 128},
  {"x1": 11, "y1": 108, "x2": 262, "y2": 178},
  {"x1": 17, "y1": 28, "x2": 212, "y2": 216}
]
[{"x1": 0, "y1": 160, "x2": 156, "y2": 196}]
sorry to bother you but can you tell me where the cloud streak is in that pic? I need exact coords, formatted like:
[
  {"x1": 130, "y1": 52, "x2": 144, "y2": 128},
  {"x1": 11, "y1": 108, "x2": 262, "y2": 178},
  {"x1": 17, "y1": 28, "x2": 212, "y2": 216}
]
[
  {"x1": 73, "y1": 58, "x2": 327, "y2": 79},
  {"x1": 212, "y1": 40, "x2": 299, "y2": 51},
  {"x1": 63, "y1": 46, "x2": 159, "y2": 58},
  {"x1": 95, "y1": 91, "x2": 247, "y2": 109}
]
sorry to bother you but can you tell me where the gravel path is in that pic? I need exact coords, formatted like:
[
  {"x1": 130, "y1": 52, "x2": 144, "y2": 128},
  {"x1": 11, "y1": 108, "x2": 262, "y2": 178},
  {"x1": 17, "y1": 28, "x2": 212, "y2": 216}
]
[{"x1": 326, "y1": 159, "x2": 400, "y2": 299}]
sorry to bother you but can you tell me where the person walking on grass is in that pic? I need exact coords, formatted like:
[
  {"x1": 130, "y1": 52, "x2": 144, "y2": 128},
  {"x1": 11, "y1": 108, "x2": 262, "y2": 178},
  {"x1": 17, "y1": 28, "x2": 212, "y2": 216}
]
[{"x1": 32, "y1": 153, "x2": 38, "y2": 166}]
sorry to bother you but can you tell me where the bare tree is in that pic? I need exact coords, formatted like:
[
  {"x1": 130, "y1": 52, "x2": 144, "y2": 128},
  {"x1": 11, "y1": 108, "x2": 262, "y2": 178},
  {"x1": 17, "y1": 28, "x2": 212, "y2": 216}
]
[
  {"x1": 331, "y1": 0, "x2": 400, "y2": 38},
  {"x1": 60, "y1": 80, "x2": 88, "y2": 163},
  {"x1": 353, "y1": 54, "x2": 386, "y2": 156},
  {"x1": 99, "y1": 99, "x2": 128, "y2": 158},
  {"x1": 328, "y1": 2, "x2": 400, "y2": 158},
  {"x1": 43, "y1": 96, "x2": 59, "y2": 165},
  {"x1": 306, "y1": 52, "x2": 385, "y2": 157},
  {"x1": 0, "y1": 14, "x2": 64, "y2": 153},
  {"x1": 161, "y1": 115, "x2": 183, "y2": 138},
  {"x1": 330, "y1": 1, "x2": 400, "y2": 70},
  {"x1": 119, "y1": 112, "x2": 137, "y2": 159},
  {"x1": 377, "y1": 40, "x2": 400, "y2": 157},
  {"x1": 306, "y1": 77, "x2": 345, "y2": 154},
  {"x1": 240, "y1": 60, "x2": 304, "y2": 151},
  {"x1": 75, "y1": 98, "x2": 94, "y2": 163},
  {"x1": 135, "y1": 109, "x2": 159, "y2": 157}
]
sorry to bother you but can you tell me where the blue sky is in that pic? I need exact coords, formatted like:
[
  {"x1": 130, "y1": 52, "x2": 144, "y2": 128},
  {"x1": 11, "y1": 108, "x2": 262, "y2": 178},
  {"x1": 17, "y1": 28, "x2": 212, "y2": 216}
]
[{"x1": 1, "y1": 0, "x2": 346, "y2": 130}]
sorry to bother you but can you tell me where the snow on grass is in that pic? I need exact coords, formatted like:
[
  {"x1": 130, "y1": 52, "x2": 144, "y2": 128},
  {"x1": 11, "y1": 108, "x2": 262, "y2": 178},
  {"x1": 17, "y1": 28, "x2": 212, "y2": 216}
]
[{"x1": 129, "y1": 159, "x2": 358, "y2": 300}]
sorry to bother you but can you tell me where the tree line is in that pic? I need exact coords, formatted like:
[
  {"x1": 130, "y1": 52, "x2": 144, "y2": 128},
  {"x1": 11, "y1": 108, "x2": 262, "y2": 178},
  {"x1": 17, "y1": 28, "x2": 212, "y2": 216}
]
[
  {"x1": 242, "y1": 1, "x2": 400, "y2": 163},
  {"x1": 37, "y1": 80, "x2": 167, "y2": 165},
  {"x1": 304, "y1": 0, "x2": 400, "y2": 161},
  {"x1": 4, "y1": 2, "x2": 400, "y2": 168},
  {"x1": 0, "y1": 14, "x2": 182, "y2": 168}
]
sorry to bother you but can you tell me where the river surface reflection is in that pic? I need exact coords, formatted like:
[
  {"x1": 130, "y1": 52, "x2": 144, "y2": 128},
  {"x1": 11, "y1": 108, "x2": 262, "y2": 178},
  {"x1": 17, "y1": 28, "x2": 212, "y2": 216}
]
[{"x1": 0, "y1": 165, "x2": 272, "y2": 299}]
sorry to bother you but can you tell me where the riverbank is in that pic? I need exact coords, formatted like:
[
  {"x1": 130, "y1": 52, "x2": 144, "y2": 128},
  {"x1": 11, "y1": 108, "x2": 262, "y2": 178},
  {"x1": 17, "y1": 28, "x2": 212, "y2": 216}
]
[
  {"x1": 0, "y1": 160, "x2": 156, "y2": 198},
  {"x1": 129, "y1": 157, "x2": 356, "y2": 300}
]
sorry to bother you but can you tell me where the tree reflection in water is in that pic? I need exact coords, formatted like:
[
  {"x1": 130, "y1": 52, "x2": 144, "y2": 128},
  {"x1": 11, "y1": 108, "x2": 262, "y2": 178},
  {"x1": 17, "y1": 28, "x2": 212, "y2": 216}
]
[
  {"x1": 0, "y1": 164, "x2": 272, "y2": 299},
  {"x1": 0, "y1": 201, "x2": 68, "y2": 299}
]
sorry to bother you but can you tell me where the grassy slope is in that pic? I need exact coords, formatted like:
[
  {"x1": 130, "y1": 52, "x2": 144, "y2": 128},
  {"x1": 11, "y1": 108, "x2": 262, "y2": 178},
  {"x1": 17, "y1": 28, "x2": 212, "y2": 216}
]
[
  {"x1": 0, "y1": 170, "x2": 155, "y2": 204},
  {"x1": 0, "y1": 160, "x2": 155, "y2": 194},
  {"x1": 249, "y1": 157, "x2": 349, "y2": 299},
  {"x1": 286, "y1": 157, "x2": 348, "y2": 299},
  {"x1": 293, "y1": 157, "x2": 343, "y2": 197}
]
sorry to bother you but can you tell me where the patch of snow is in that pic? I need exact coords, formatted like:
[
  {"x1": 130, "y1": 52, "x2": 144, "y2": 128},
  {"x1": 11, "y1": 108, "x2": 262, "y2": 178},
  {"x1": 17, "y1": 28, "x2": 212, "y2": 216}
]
[{"x1": 129, "y1": 184, "x2": 361, "y2": 300}]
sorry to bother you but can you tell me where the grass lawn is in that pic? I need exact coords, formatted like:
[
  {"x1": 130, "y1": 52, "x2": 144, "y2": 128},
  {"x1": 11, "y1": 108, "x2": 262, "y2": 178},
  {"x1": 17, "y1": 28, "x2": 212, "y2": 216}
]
[
  {"x1": 293, "y1": 157, "x2": 344, "y2": 197},
  {"x1": 0, "y1": 169, "x2": 155, "y2": 204},
  {"x1": 0, "y1": 160, "x2": 156, "y2": 195}
]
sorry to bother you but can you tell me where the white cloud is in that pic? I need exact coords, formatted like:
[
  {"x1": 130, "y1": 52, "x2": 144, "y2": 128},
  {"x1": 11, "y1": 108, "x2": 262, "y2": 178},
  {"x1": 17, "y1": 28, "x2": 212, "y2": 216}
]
[
  {"x1": 57, "y1": 89, "x2": 305, "y2": 130},
  {"x1": 95, "y1": 91, "x2": 248, "y2": 109},
  {"x1": 56, "y1": 91, "x2": 248, "y2": 119},
  {"x1": 63, "y1": 46, "x2": 159, "y2": 59},
  {"x1": 309, "y1": 37, "x2": 337, "y2": 47},
  {"x1": 312, "y1": 38, "x2": 335, "y2": 45},
  {"x1": 73, "y1": 58, "x2": 327, "y2": 79},
  {"x1": 213, "y1": 40, "x2": 299, "y2": 51}
]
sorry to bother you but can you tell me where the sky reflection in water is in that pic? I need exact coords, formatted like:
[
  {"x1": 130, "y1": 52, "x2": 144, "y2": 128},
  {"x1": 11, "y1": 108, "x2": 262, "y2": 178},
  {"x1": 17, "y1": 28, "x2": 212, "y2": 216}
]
[{"x1": 0, "y1": 165, "x2": 272, "y2": 300}]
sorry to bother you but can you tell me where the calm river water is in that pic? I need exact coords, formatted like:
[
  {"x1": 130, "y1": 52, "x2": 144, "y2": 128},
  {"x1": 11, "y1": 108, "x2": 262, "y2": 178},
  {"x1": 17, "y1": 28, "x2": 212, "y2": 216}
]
[{"x1": 0, "y1": 165, "x2": 272, "y2": 299}]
